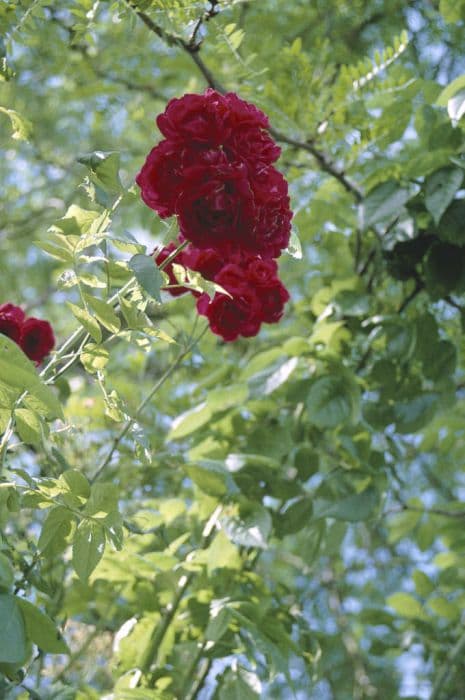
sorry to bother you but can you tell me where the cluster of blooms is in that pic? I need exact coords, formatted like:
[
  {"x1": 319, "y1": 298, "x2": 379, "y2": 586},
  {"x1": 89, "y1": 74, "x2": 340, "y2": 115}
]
[
  {"x1": 0, "y1": 303, "x2": 55, "y2": 364},
  {"x1": 136, "y1": 89, "x2": 292, "y2": 341}
]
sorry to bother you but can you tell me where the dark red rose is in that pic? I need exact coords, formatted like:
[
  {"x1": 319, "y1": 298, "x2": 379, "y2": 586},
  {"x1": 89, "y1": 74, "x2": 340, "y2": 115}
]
[
  {"x1": 224, "y1": 92, "x2": 270, "y2": 130},
  {"x1": 136, "y1": 142, "x2": 229, "y2": 219},
  {"x1": 256, "y1": 279, "x2": 290, "y2": 323},
  {"x1": 214, "y1": 263, "x2": 248, "y2": 295},
  {"x1": 226, "y1": 127, "x2": 281, "y2": 166},
  {"x1": 0, "y1": 303, "x2": 26, "y2": 324},
  {"x1": 182, "y1": 245, "x2": 224, "y2": 281},
  {"x1": 20, "y1": 318, "x2": 55, "y2": 363},
  {"x1": 0, "y1": 303, "x2": 25, "y2": 343},
  {"x1": 176, "y1": 161, "x2": 256, "y2": 252},
  {"x1": 199, "y1": 289, "x2": 262, "y2": 342},
  {"x1": 251, "y1": 166, "x2": 292, "y2": 258},
  {"x1": 154, "y1": 242, "x2": 189, "y2": 297},
  {"x1": 136, "y1": 140, "x2": 185, "y2": 218},
  {"x1": 245, "y1": 257, "x2": 278, "y2": 286},
  {"x1": 157, "y1": 89, "x2": 230, "y2": 146}
]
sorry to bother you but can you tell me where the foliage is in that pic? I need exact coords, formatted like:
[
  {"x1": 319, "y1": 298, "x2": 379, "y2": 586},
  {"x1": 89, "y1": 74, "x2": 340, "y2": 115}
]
[{"x1": 1, "y1": 1, "x2": 465, "y2": 698}]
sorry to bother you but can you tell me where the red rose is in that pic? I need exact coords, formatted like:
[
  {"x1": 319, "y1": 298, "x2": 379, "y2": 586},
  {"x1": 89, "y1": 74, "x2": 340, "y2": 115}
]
[
  {"x1": 157, "y1": 89, "x2": 230, "y2": 146},
  {"x1": 245, "y1": 257, "x2": 278, "y2": 286},
  {"x1": 199, "y1": 289, "x2": 262, "y2": 342},
  {"x1": 223, "y1": 92, "x2": 270, "y2": 130},
  {"x1": 154, "y1": 242, "x2": 189, "y2": 297},
  {"x1": 136, "y1": 140, "x2": 186, "y2": 218},
  {"x1": 176, "y1": 161, "x2": 256, "y2": 252},
  {"x1": 251, "y1": 166, "x2": 292, "y2": 258},
  {"x1": 182, "y1": 245, "x2": 224, "y2": 281},
  {"x1": 226, "y1": 127, "x2": 281, "y2": 166},
  {"x1": 214, "y1": 263, "x2": 248, "y2": 295},
  {"x1": 20, "y1": 318, "x2": 55, "y2": 363},
  {"x1": 256, "y1": 279, "x2": 290, "y2": 323},
  {"x1": 0, "y1": 303, "x2": 25, "y2": 343}
]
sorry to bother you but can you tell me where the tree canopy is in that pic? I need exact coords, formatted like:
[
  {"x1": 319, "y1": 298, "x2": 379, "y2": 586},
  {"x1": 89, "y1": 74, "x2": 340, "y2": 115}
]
[{"x1": 1, "y1": 1, "x2": 465, "y2": 698}]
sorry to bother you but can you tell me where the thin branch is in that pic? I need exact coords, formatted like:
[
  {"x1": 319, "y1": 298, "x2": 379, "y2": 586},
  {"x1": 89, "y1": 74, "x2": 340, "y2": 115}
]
[
  {"x1": 397, "y1": 280, "x2": 423, "y2": 313},
  {"x1": 90, "y1": 323, "x2": 208, "y2": 483},
  {"x1": 268, "y1": 128, "x2": 364, "y2": 201},
  {"x1": 384, "y1": 503, "x2": 465, "y2": 520},
  {"x1": 126, "y1": 0, "x2": 363, "y2": 200}
]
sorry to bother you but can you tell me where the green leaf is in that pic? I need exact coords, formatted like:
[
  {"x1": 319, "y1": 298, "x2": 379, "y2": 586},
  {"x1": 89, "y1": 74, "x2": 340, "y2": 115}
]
[
  {"x1": 38, "y1": 506, "x2": 75, "y2": 555},
  {"x1": 58, "y1": 470, "x2": 91, "y2": 501},
  {"x1": 0, "y1": 553, "x2": 14, "y2": 592},
  {"x1": 129, "y1": 254, "x2": 163, "y2": 303},
  {"x1": 185, "y1": 460, "x2": 233, "y2": 497},
  {"x1": 424, "y1": 167, "x2": 463, "y2": 224},
  {"x1": 204, "y1": 531, "x2": 242, "y2": 573},
  {"x1": 363, "y1": 181, "x2": 412, "y2": 228},
  {"x1": 394, "y1": 393, "x2": 438, "y2": 433},
  {"x1": 447, "y1": 90, "x2": 465, "y2": 122},
  {"x1": 0, "y1": 594, "x2": 27, "y2": 664},
  {"x1": 72, "y1": 519, "x2": 106, "y2": 581},
  {"x1": 428, "y1": 596, "x2": 460, "y2": 621},
  {"x1": 313, "y1": 487, "x2": 378, "y2": 522},
  {"x1": 436, "y1": 200, "x2": 465, "y2": 246},
  {"x1": 0, "y1": 335, "x2": 63, "y2": 420},
  {"x1": 219, "y1": 669, "x2": 260, "y2": 700},
  {"x1": 67, "y1": 302, "x2": 102, "y2": 343},
  {"x1": 206, "y1": 384, "x2": 249, "y2": 412},
  {"x1": 77, "y1": 151, "x2": 122, "y2": 195},
  {"x1": 167, "y1": 402, "x2": 213, "y2": 441},
  {"x1": 0, "y1": 106, "x2": 32, "y2": 140},
  {"x1": 50, "y1": 205, "x2": 102, "y2": 237},
  {"x1": 421, "y1": 339, "x2": 457, "y2": 381},
  {"x1": 436, "y1": 73, "x2": 465, "y2": 106},
  {"x1": 222, "y1": 505, "x2": 272, "y2": 549},
  {"x1": 205, "y1": 605, "x2": 232, "y2": 642},
  {"x1": 387, "y1": 592, "x2": 426, "y2": 620},
  {"x1": 84, "y1": 295, "x2": 121, "y2": 334},
  {"x1": 278, "y1": 497, "x2": 313, "y2": 535},
  {"x1": 413, "y1": 570, "x2": 435, "y2": 598},
  {"x1": 14, "y1": 408, "x2": 43, "y2": 447},
  {"x1": 17, "y1": 598, "x2": 69, "y2": 654},
  {"x1": 306, "y1": 373, "x2": 360, "y2": 429},
  {"x1": 84, "y1": 482, "x2": 119, "y2": 518},
  {"x1": 80, "y1": 343, "x2": 109, "y2": 373},
  {"x1": 286, "y1": 227, "x2": 303, "y2": 259}
]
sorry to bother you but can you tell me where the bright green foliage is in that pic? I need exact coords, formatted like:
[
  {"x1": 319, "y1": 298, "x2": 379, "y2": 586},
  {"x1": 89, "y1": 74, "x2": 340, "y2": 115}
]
[{"x1": 1, "y1": 1, "x2": 465, "y2": 699}]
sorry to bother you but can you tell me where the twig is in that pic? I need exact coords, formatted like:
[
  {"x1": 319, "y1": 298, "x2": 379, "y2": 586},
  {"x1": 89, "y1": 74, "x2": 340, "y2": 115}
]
[
  {"x1": 90, "y1": 323, "x2": 208, "y2": 483},
  {"x1": 269, "y1": 129, "x2": 364, "y2": 201},
  {"x1": 397, "y1": 280, "x2": 423, "y2": 314}
]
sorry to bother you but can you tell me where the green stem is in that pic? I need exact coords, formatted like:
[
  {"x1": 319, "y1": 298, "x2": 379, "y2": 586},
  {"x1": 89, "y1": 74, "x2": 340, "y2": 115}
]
[{"x1": 90, "y1": 323, "x2": 208, "y2": 483}]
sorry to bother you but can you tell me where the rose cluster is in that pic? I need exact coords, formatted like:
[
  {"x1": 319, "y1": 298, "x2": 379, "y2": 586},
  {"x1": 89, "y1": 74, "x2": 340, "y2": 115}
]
[
  {"x1": 136, "y1": 89, "x2": 292, "y2": 341},
  {"x1": 0, "y1": 303, "x2": 55, "y2": 364}
]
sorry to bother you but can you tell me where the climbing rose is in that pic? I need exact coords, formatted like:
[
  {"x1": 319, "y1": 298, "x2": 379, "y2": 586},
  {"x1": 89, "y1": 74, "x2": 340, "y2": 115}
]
[
  {"x1": 19, "y1": 318, "x2": 55, "y2": 363},
  {"x1": 0, "y1": 303, "x2": 25, "y2": 343},
  {"x1": 137, "y1": 89, "x2": 293, "y2": 341},
  {"x1": 199, "y1": 290, "x2": 262, "y2": 342},
  {"x1": 136, "y1": 88, "x2": 292, "y2": 258},
  {"x1": 0, "y1": 303, "x2": 55, "y2": 363}
]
